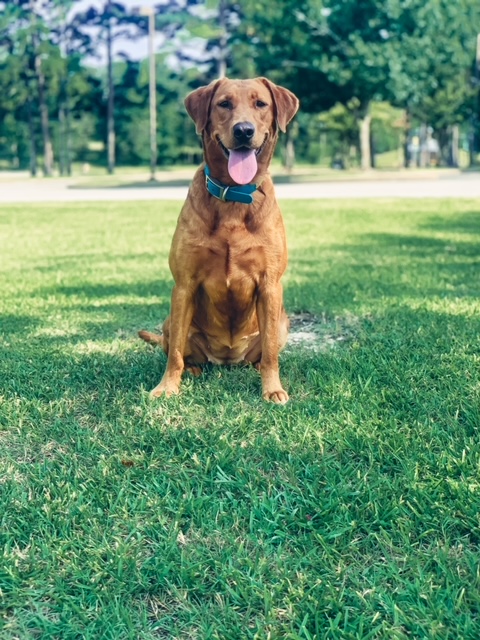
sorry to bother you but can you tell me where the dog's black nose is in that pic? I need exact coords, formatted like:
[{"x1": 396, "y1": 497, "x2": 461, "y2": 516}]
[{"x1": 233, "y1": 121, "x2": 255, "y2": 143}]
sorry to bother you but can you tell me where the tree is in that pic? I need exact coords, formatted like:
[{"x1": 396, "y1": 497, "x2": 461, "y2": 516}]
[
  {"x1": 72, "y1": 1, "x2": 143, "y2": 173},
  {"x1": 230, "y1": 0, "x2": 394, "y2": 169},
  {"x1": 0, "y1": 0, "x2": 108, "y2": 174},
  {"x1": 385, "y1": 0, "x2": 480, "y2": 167},
  {"x1": 0, "y1": 0, "x2": 58, "y2": 175},
  {"x1": 54, "y1": 2, "x2": 93, "y2": 175},
  {"x1": 232, "y1": 0, "x2": 480, "y2": 169}
]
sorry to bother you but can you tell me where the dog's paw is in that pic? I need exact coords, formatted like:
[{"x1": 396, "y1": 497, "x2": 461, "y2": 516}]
[
  {"x1": 184, "y1": 364, "x2": 202, "y2": 377},
  {"x1": 149, "y1": 381, "x2": 180, "y2": 398},
  {"x1": 263, "y1": 388, "x2": 289, "y2": 404}
]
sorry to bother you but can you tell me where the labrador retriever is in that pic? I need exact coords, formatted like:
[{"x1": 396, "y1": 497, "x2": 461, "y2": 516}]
[{"x1": 139, "y1": 77, "x2": 299, "y2": 403}]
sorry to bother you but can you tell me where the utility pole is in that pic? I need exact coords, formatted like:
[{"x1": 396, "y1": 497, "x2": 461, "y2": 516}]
[
  {"x1": 140, "y1": 6, "x2": 157, "y2": 181},
  {"x1": 106, "y1": 0, "x2": 115, "y2": 175},
  {"x1": 30, "y1": 0, "x2": 54, "y2": 176}
]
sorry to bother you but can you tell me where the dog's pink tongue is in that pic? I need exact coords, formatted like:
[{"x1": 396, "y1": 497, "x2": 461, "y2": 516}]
[{"x1": 228, "y1": 149, "x2": 257, "y2": 185}]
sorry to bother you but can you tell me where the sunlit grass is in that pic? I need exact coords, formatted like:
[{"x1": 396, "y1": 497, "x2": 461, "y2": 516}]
[{"x1": 1, "y1": 199, "x2": 479, "y2": 639}]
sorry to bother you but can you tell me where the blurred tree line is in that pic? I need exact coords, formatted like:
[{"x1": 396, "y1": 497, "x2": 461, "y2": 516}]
[{"x1": 1, "y1": 0, "x2": 480, "y2": 174}]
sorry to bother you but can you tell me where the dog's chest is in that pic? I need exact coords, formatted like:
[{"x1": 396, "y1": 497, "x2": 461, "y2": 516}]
[{"x1": 198, "y1": 229, "x2": 265, "y2": 302}]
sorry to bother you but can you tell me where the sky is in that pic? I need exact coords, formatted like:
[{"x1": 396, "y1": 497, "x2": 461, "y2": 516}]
[
  {"x1": 72, "y1": 0, "x2": 169, "y2": 64},
  {"x1": 74, "y1": 0, "x2": 159, "y2": 14}
]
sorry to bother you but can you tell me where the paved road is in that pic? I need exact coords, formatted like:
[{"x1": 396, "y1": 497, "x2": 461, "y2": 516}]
[{"x1": 1, "y1": 172, "x2": 480, "y2": 202}]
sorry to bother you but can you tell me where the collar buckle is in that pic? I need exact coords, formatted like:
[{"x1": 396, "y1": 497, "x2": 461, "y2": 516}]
[{"x1": 206, "y1": 174, "x2": 229, "y2": 201}]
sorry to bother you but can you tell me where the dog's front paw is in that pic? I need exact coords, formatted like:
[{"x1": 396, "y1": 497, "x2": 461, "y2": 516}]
[
  {"x1": 150, "y1": 380, "x2": 180, "y2": 398},
  {"x1": 263, "y1": 388, "x2": 289, "y2": 404}
]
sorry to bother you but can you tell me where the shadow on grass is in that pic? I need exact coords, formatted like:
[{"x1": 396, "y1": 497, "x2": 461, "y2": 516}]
[
  {"x1": 420, "y1": 210, "x2": 480, "y2": 236},
  {"x1": 41, "y1": 280, "x2": 171, "y2": 302},
  {"x1": 33, "y1": 252, "x2": 164, "y2": 274},
  {"x1": 2, "y1": 314, "x2": 43, "y2": 336},
  {"x1": 286, "y1": 219, "x2": 480, "y2": 315}
]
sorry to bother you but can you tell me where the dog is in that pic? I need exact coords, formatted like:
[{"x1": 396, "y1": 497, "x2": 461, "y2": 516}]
[{"x1": 139, "y1": 77, "x2": 299, "y2": 403}]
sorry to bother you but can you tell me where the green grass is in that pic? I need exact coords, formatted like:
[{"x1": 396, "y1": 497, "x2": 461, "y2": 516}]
[{"x1": 0, "y1": 198, "x2": 479, "y2": 639}]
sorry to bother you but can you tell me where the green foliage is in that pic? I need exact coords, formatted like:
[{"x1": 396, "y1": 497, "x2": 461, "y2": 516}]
[
  {"x1": 386, "y1": 0, "x2": 479, "y2": 129},
  {"x1": 1, "y1": 198, "x2": 480, "y2": 637},
  {"x1": 299, "y1": 101, "x2": 404, "y2": 167},
  {"x1": 0, "y1": 0, "x2": 102, "y2": 171},
  {"x1": 318, "y1": 101, "x2": 360, "y2": 167},
  {"x1": 1, "y1": 0, "x2": 480, "y2": 170},
  {"x1": 112, "y1": 59, "x2": 199, "y2": 166},
  {"x1": 234, "y1": 0, "x2": 480, "y2": 165},
  {"x1": 371, "y1": 102, "x2": 404, "y2": 154}
]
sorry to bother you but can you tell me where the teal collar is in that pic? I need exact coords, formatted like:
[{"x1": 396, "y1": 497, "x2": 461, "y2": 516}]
[{"x1": 204, "y1": 165, "x2": 257, "y2": 204}]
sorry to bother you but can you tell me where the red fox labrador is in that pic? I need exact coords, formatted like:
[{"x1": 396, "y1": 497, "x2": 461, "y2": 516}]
[{"x1": 139, "y1": 77, "x2": 299, "y2": 403}]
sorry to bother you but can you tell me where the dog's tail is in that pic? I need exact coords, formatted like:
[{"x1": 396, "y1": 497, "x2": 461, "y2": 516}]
[{"x1": 138, "y1": 330, "x2": 164, "y2": 348}]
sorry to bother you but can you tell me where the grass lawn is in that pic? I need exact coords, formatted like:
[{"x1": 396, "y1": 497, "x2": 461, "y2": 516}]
[{"x1": 1, "y1": 198, "x2": 479, "y2": 639}]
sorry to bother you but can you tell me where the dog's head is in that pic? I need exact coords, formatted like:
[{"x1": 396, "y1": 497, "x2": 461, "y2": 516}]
[{"x1": 185, "y1": 77, "x2": 299, "y2": 185}]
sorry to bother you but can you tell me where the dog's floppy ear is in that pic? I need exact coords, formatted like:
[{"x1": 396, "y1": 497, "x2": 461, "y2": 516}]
[
  {"x1": 184, "y1": 78, "x2": 224, "y2": 135},
  {"x1": 259, "y1": 78, "x2": 299, "y2": 133}
]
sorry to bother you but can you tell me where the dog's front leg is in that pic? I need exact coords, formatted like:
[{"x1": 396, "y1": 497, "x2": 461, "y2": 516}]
[
  {"x1": 256, "y1": 282, "x2": 289, "y2": 404},
  {"x1": 150, "y1": 284, "x2": 195, "y2": 398}
]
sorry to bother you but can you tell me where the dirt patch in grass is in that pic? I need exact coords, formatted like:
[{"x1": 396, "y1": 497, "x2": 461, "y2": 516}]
[
  {"x1": 287, "y1": 312, "x2": 359, "y2": 352},
  {"x1": 137, "y1": 312, "x2": 360, "y2": 354}
]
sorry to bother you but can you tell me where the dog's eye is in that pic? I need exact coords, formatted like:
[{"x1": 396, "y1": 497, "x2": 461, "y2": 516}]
[
  {"x1": 218, "y1": 100, "x2": 232, "y2": 109},
  {"x1": 256, "y1": 100, "x2": 268, "y2": 108}
]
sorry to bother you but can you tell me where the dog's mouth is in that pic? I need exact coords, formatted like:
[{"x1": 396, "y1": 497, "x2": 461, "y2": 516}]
[
  {"x1": 217, "y1": 134, "x2": 268, "y2": 185},
  {"x1": 217, "y1": 134, "x2": 267, "y2": 159}
]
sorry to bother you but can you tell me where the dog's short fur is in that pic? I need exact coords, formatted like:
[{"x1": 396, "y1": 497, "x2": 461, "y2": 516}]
[{"x1": 139, "y1": 77, "x2": 299, "y2": 403}]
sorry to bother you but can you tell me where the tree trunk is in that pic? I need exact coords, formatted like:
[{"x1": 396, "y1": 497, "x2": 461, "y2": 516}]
[
  {"x1": 402, "y1": 109, "x2": 411, "y2": 168},
  {"x1": 468, "y1": 117, "x2": 476, "y2": 166},
  {"x1": 59, "y1": 5, "x2": 72, "y2": 176},
  {"x1": 437, "y1": 125, "x2": 459, "y2": 168},
  {"x1": 450, "y1": 124, "x2": 459, "y2": 168},
  {"x1": 418, "y1": 123, "x2": 429, "y2": 167},
  {"x1": 11, "y1": 142, "x2": 20, "y2": 169},
  {"x1": 59, "y1": 105, "x2": 67, "y2": 176},
  {"x1": 65, "y1": 105, "x2": 72, "y2": 176},
  {"x1": 58, "y1": 103, "x2": 70, "y2": 176},
  {"x1": 106, "y1": 12, "x2": 115, "y2": 174},
  {"x1": 147, "y1": 10, "x2": 157, "y2": 180},
  {"x1": 217, "y1": 0, "x2": 228, "y2": 78},
  {"x1": 284, "y1": 121, "x2": 298, "y2": 172},
  {"x1": 58, "y1": 66, "x2": 72, "y2": 176},
  {"x1": 369, "y1": 128, "x2": 375, "y2": 168},
  {"x1": 30, "y1": 1, "x2": 53, "y2": 176},
  {"x1": 359, "y1": 106, "x2": 372, "y2": 170},
  {"x1": 27, "y1": 98, "x2": 38, "y2": 177},
  {"x1": 284, "y1": 135, "x2": 295, "y2": 172},
  {"x1": 437, "y1": 127, "x2": 450, "y2": 166},
  {"x1": 35, "y1": 53, "x2": 54, "y2": 176}
]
